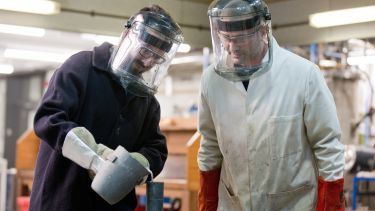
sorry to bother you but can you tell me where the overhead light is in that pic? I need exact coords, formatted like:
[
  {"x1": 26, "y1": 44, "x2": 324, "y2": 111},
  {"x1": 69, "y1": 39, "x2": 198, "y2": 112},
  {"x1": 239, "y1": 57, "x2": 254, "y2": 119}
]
[
  {"x1": 4, "y1": 49, "x2": 76, "y2": 63},
  {"x1": 0, "y1": 0, "x2": 60, "y2": 15},
  {"x1": 349, "y1": 49, "x2": 375, "y2": 57},
  {"x1": 0, "y1": 24, "x2": 45, "y2": 37},
  {"x1": 171, "y1": 55, "x2": 202, "y2": 65},
  {"x1": 82, "y1": 33, "x2": 192, "y2": 54},
  {"x1": 81, "y1": 33, "x2": 191, "y2": 54},
  {"x1": 309, "y1": 5, "x2": 375, "y2": 28},
  {"x1": 348, "y1": 38, "x2": 366, "y2": 47},
  {"x1": 347, "y1": 55, "x2": 375, "y2": 65},
  {"x1": 0, "y1": 64, "x2": 14, "y2": 74},
  {"x1": 177, "y1": 43, "x2": 191, "y2": 53},
  {"x1": 81, "y1": 33, "x2": 119, "y2": 45},
  {"x1": 319, "y1": 59, "x2": 337, "y2": 67},
  {"x1": 94, "y1": 35, "x2": 119, "y2": 45}
]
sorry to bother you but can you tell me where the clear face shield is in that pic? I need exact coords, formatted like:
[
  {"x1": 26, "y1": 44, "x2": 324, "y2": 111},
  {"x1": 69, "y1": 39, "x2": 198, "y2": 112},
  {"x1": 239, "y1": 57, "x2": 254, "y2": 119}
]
[
  {"x1": 110, "y1": 12, "x2": 183, "y2": 96},
  {"x1": 208, "y1": 0, "x2": 273, "y2": 81}
]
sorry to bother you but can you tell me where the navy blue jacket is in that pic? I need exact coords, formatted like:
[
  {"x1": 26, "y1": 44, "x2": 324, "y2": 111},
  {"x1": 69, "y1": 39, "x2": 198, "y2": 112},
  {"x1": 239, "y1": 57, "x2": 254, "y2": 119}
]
[{"x1": 30, "y1": 42, "x2": 167, "y2": 211}]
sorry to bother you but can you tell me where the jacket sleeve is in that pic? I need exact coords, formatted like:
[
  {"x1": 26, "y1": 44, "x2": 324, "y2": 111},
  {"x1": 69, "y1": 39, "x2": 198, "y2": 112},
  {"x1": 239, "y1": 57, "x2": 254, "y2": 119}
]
[
  {"x1": 197, "y1": 72, "x2": 223, "y2": 172},
  {"x1": 304, "y1": 66, "x2": 345, "y2": 210},
  {"x1": 304, "y1": 65, "x2": 344, "y2": 181},
  {"x1": 138, "y1": 98, "x2": 168, "y2": 178},
  {"x1": 34, "y1": 52, "x2": 89, "y2": 152},
  {"x1": 197, "y1": 72, "x2": 223, "y2": 211}
]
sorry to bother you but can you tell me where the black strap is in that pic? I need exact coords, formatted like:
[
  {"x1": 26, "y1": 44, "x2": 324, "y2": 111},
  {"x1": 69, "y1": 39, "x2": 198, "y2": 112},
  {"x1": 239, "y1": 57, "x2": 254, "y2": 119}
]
[
  {"x1": 217, "y1": 16, "x2": 260, "y2": 32},
  {"x1": 139, "y1": 31, "x2": 172, "y2": 52}
]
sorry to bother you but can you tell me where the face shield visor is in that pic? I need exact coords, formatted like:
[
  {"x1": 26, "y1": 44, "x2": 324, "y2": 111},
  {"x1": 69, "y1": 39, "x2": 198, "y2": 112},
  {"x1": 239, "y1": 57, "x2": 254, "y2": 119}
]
[
  {"x1": 208, "y1": 0, "x2": 273, "y2": 81},
  {"x1": 110, "y1": 12, "x2": 183, "y2": 96}
]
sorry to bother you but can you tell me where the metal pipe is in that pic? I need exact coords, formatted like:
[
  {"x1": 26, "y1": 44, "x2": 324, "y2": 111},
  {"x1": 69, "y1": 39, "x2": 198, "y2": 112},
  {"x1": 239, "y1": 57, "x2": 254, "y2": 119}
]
[{"x1": 146, "y1": 181, "x2": 164, "y2": 211}]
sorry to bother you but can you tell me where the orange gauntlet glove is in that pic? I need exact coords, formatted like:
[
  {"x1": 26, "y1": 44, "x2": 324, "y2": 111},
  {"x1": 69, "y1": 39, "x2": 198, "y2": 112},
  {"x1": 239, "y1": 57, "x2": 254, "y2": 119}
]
[
  {"x1": 198, "y1": 168, "x2": 221, "y2": 211},
  {"x1": 316, "y1": 177, "x2": 345, "y2": 211}
]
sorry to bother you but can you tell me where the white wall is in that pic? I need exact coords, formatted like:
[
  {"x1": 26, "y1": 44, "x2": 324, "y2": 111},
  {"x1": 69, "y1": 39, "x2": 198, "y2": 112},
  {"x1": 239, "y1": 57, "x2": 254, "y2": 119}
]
[
  {"x1": 28, "y1": 76, "x2": 43, "y2": 128},
  {"x1": 156, "y1": 75, "x2": 201, "y2": 118},
  {"x1": 0, "y1": 80, "x2": 5, "y2": 158},
  {"x1": 157, "y1": 92, "x2": 199, "y2": 118}
]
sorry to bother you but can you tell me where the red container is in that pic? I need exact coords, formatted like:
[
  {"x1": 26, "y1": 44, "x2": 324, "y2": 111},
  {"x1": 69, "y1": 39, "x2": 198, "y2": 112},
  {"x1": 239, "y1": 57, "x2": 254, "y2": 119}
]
[{"x1": 17, "y1": 197, "x2": 30, "y2": 211}]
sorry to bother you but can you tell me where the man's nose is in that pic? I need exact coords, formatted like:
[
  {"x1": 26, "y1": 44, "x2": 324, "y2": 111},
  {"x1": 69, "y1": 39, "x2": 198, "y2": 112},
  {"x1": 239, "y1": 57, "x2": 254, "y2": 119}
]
[
  {"x1": 228, "y1": 41, "x2": 240, "y2": 51},
  {"x1": 142, "y1": 57, "x2": 156, "y2": 67}
]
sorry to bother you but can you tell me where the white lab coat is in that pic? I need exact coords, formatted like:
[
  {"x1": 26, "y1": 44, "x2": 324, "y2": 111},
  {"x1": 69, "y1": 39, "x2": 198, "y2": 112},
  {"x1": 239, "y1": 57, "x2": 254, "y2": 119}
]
[{"x1": 197, "y1": 38, "x2": 344, "y2": 211}]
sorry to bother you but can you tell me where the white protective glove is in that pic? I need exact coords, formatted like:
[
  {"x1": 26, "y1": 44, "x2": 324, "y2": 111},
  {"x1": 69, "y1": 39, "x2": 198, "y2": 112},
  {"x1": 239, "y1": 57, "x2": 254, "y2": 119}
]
[
  {"x1": 69, "y1": 127, "x2": 114, "y2": 159},
  {"x1": 63, "y1": 127, "x2": 114, "y2": 179},
  {"x1": 64, "y1": 127, "x2": 150, "y2": 183},
  {"x1": 63, "y1": 128, "x2": 103, "y2": 173}
]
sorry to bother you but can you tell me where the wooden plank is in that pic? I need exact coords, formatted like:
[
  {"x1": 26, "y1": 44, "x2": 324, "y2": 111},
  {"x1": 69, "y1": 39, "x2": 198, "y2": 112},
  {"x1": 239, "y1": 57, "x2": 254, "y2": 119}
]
[
  {"x1": 15, "y1": 129, "x2": 40, "y2": 170},
  {"x1": 165, "y1": 131, "x2": 195, "y2": 155},
  {"x1": 186, "y1": 132, "x2": 201, "y2": 192}
]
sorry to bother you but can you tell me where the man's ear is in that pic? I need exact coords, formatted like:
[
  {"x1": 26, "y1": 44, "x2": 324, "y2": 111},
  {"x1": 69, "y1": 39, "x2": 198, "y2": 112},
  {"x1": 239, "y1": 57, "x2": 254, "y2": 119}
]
[{"x1": 260, "y1": 25, "x2": 269, "y2": 44}]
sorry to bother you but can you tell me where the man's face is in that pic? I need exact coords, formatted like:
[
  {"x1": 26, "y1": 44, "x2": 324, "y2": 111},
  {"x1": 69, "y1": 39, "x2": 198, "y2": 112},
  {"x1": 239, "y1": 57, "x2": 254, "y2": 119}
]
[
  {"x1": 130, "y1": 44, "x2": 166, "y2": 75},
  {"x1": 218, "y1": 25, "x2": 266, "y2": 67}
]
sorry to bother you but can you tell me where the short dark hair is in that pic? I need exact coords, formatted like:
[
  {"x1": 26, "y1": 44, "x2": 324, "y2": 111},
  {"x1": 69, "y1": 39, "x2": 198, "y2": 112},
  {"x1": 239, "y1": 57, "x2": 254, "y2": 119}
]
[
  {"x1": 125, "y1": 4, "x2": 182, "y2": 43},
  {"x1": 139, "y1": 4, "x2": 172, "y2": 19}
]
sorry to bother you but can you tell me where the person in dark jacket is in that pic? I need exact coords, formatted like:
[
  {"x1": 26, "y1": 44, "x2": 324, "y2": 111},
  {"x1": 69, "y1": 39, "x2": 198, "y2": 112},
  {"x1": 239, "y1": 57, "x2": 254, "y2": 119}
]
[{"x1": 29, "y1": 4, "x2": 183, "y2": 211}]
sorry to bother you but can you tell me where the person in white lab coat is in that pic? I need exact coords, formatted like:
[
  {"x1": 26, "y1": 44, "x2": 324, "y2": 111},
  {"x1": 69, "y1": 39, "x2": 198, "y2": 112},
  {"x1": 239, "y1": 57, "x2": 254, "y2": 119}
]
[{"x1": 197, "y1": 0, "x2": 345, "y2": 210}]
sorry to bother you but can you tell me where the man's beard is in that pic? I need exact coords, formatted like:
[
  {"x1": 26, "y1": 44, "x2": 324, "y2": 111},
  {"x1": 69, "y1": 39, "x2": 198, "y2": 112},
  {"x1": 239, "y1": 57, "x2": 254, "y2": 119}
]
[{"x1": 233, "y1": 45, "x2": 264, "y2": 67}]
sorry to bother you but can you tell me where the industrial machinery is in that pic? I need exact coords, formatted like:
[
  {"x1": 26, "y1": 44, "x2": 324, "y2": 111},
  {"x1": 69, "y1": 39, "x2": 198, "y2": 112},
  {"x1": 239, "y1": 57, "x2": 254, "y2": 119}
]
[{"x1": 345, "y1": 145, "x2": 375, "y2": 173}]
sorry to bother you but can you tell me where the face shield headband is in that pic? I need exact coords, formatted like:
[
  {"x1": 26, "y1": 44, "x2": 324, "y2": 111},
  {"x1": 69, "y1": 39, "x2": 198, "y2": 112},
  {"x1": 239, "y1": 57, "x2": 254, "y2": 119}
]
[
  {"x1": 217, "y1": 15, "x2": 260, "y2": 32},
  {"x1": 139, "y1": 30, "x2": 173, "y2": 52}
]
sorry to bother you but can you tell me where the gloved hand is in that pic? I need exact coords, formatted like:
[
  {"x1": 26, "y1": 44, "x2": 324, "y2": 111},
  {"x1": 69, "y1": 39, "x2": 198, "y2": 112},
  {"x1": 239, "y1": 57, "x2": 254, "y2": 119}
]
[
  {"x1": 97, "y1": 143, "x2": 114, "y2": 160},
  {"x1": 64, "y1": 127, "x2": 114, "y2": 178},
  {"x1": 69, "y1": 127, "x2": 114, "y2": 159},
  {"x1": 66, "y1": 127, "x2": 150, "y2": 183},
  {"x1": 316, "y1": 176, "x2": 345, "y2": 211},
  {"x1": 129, "y1": 152, "x2": 150, "y2": 185},
  {"x1": 198, "y1": 168, "x2": 221, "y2": 211}
]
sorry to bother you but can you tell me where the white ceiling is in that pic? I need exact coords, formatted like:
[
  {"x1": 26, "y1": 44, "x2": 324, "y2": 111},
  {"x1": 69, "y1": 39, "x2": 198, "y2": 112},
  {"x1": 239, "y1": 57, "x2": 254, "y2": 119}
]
[{"x1": 1, "y1": 0, "x2": 375, "y2": 74}]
